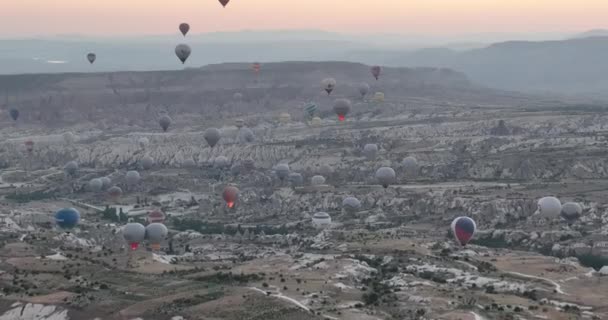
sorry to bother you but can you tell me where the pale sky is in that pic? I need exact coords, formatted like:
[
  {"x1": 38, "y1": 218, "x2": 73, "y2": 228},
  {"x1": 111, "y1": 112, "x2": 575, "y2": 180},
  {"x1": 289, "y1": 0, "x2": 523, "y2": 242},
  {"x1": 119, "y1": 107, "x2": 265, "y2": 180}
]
[{"x1": 1, "y1": 0, "x2": 605, "y2": 36}]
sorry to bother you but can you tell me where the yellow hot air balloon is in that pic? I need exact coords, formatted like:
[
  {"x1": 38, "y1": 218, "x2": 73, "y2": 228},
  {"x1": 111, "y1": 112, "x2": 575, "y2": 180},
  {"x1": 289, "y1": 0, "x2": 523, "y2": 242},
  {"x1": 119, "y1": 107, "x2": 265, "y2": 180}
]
[
  {"x1": 310, "y1": 116, "x2": 322, "y2": 126},
  {"x1": 279, "y1": 112, "x2": 291, "y2": 124},
  {"x1": 373, "y1": 92, "x2": 385, "y2": 102}
]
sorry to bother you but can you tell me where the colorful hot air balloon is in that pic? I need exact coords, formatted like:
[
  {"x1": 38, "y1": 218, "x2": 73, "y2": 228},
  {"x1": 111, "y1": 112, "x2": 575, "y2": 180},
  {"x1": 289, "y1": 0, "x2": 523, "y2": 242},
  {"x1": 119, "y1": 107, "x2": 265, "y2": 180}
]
[
  {"x1": 55, "y1": 208, "x2": 80, "y2": 230},
  {"x1": 123, "y1": 223, "x2": 146, "y2": 250},
  {"x1": 179, "y1": 23, "x2": 190, "y2": 36},
  {"x1": 251, "y1": 62, "x2": 261, "y2": 74},
  {"x1": 322, "y1": 78, "x2": 336, "y2": 95},
  {"x1": 87, "y1": 53, "x2": 96, "y2": 64},
  {"x1": 146, "y1": 223, "x2": 168, "y2": 251},
  {"x1": 312, "y1": 212, "x2": 331, "y2": 228},
  {"x1": 304, "y1": 103, "x2": 317, "y2": 120},
  {"x1": 218, "y1": 0, "x2": 230, "y2": 7},
  {"x1": 9, "y1": 109, "x2": 19, "y2": 121},
  {"x1": 147, "y1": 209, "x2": 166, "y2": 224},
  {"x1": 333, "y1": 98, "x2": 351, "y2": 122},
  {"x1": 175, "y1": 44, "x2": 191, "y2": 64},
  {"x1": 223, "y1": 186, "x2": 239, "y2": 208},
  {"x1": 159, "y1": 115, "x2": 172, "y2": 132},
  {"x1": 451, "y1": 217, "x2": 476, "y2": 246},
  {"x1": 24, "y1": 140, "x2": 34, "y2": 153},
  {"x1": 371, "y1": 65, "x2": 382, "y2": 80}
]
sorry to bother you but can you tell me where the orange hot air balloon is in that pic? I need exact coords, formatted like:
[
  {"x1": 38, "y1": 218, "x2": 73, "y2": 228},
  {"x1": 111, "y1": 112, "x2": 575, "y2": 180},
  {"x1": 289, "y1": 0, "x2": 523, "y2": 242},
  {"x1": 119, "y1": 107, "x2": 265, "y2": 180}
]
[
  {"x1": 24, "y1": 140, "x2": 34, "y2": 153},
  {"x1": 219, "y1": 0, "x2": 230, "y2": 7},
  {"x1": 223, "y1": 186, "x2": 239, "y2": 208},
  {"x1": 251, "y1": 62, "x2": 261, "y2": 74}
]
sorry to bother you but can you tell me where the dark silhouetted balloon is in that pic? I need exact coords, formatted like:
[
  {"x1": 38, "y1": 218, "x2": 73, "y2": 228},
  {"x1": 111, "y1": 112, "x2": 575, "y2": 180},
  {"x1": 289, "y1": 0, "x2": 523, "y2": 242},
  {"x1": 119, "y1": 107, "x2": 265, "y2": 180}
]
[
  {"x1": 322, "y1": 78, "x2": 336, "y2": 95},
  {"x1": 204, "y1": 128, "x2": 221, "y2": 147},
  {"x1": 219, "y1": 0, "x2": 230, "y2": 7},
  {"x1": 175, "y1": 44, "x2": 191, "y2": 64},
  {"x1": 159, "y1": 115, "x2": 172, "y2": 132},
  {"x1": 371, "y1": 65, "x2": 382, "y2": 80},
  {"x1": 55, "y1": 208, "x2": 80, "y2": 229},
  {"x1": 146, "y1": 223, "x2": 168, "y2": 251},
  {"x1": 561, "y1": 202, "x2": 582, "y2": 222},
  {"x1": 179, "y1": 23, "x2": 190, "y2": 36},
  {"x1": 238, "y1": 128, "x2": 254, "y2": 143},
  {"x1": 342, "y1": 197, "x2": 361, "y2": 214},
  {"x1": 87, "y1": 53, "x2": 96, "y2": 64},
  {"x1": 375, "y1": 167, "x2": 395, "y2": 188},
  {"x1": 9, "y1": 109, "x2": 19, "y2": 121},
  {"x1": 451, "y1": 217, "x2": 476, "y2": 246}
]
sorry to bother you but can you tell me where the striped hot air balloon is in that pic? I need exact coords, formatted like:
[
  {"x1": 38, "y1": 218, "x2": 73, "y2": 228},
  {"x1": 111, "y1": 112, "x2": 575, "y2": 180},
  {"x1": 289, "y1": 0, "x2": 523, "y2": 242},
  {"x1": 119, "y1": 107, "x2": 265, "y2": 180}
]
[
  {"x1": 451, "y1": 217, "x2": 476, "y2": 246},
  {"x1": 304, "y1": 103, "x2": 317, "y2": 120}
]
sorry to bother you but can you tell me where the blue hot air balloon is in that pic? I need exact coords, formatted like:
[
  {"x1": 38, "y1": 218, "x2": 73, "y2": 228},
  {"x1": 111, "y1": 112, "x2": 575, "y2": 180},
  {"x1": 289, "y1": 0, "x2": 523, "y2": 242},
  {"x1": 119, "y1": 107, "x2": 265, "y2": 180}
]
[
  {"x1": 9, "y1": 109, "x2": 19, "y2": 121},
  {"x1": 451, "y1": 216, "x2": 476, "y2": 246},
  {"x1": 55, "y1": 208, "x2": 80, "y2": 229}
]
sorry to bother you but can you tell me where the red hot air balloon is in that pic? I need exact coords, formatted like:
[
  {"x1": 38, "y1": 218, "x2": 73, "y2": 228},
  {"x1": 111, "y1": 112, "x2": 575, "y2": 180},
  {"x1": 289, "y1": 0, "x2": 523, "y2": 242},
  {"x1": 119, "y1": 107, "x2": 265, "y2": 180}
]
[
  {"x1": 219, "y1": 0, "x2": 230, "y2": 7},
  {"x1": 147, "y1": 209, "x2": 166, "y2": 224},
  {"x1": 451, "y1": 217, "x2": 477, "y2": 246},
  {"x1": 222, "y1": 186, "x2": 239, "y2": 208},
  {"x1": 179, "y1": 23, "x2": 190, "y2": 36},
  {"x1": 24, "y1": 140, "x2": 34, "y2": 153},
  {"x1": 371, "y1": 66, "x2": 382, "y2": 80},
  {"x1": 251, "y1": 62, "x2": 261, "y2": 74}
]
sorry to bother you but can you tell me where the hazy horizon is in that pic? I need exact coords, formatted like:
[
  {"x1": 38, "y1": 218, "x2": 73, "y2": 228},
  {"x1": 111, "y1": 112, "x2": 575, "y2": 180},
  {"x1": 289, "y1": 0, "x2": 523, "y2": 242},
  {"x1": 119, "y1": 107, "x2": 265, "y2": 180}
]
[{"x1": 3, "y1": 0, "x2": 606, "y2": 37}]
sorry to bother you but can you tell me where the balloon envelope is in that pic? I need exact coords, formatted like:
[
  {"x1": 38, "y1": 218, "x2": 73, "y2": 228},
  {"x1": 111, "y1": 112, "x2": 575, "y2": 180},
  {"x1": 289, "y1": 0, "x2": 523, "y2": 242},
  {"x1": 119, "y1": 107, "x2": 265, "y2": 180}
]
[
  {"x1": 311, "y1": 175, "x2": 326, "y2": 186},
  {"x1": 55, "y1": 208, "x2": 80, "y2": 229},
  {"x1": 219, "y1": 0, "x2": 230, "y2": 7},
  {"x1": 223, "y1": 186, "x2": 239, "y2": 208},
  {"x1": 123, "y1": 223, "x2": 146, "y2": 250},
  {"x1": 359, "y1": 83, "x2": 370, "y2": 97},
  {"x1": 204, "y1": 128, "x2": 221, "y2": 147},
  {"x1": 342, "y1": 197, "x2": 361, "y2": 214},
  {"x1": 538, "y1": 196, "x2": 562, "y2": 218},
  {"x1": 9, "y1": 109, "x2": 19, "y2": 121},
  {"x1": 375, "y1": 167, "x2": 396, "y2": 188},
  {"x1": 126, "y1": 171, "x2": 141, "y2": 186},
  {"x1": 88, "y1": 178, "x2": 103, "y2": 192},
  {"x1": 146, "y1": 223, "x2": 168, "y2": 250},
  {"x1": 561, "y1": 202, "x2": 582, "y2": 221},
  {"x1": 141, "y1": 156, "x2": 155, "y2": 170},
  {"x1": 275, "y1": 163, "x2": 290, "y2": 180},
  {"x1": 371, "y1": 66, "x2": 382, "y2": 80},
  {"x1": 451, "y1": 217, "x2": 476, "y2": 246},
  {"x1": 322, "y1": 78, "x2": 336, "y2": 95},
  {"x1": 333, "y1": 98, "x2": 352, "y2": 122},
  {"x1": 179, "y1": 23, "x2": 190, "y2": 36},
  {"x1": 87, "y1": 53, "x2": 96, "y2": 64},
  {"x1": 175, "y1": 44, "x2": 191, "y2": 64},
  {"x1": 312, "y1": 212, "x2": 331, "y2": 228},
  {"x1": 238, "y1": 128, "x2": 255, "y2": 143},
  {"x1": 288, "y1": 173, "x2": 304, "y2": 187},
  {"x1": 108, "y1": 186, "x2": 123, "y2": 199},
  {"x1": 64, "y1": 161, "x2": 78, "y2": 176},
  {"x1": 363, "y1": 144, "x2": 378, "y2": 160},
  {"x1": 159, "y1": 115, "x2": 172, "y2": 132}
]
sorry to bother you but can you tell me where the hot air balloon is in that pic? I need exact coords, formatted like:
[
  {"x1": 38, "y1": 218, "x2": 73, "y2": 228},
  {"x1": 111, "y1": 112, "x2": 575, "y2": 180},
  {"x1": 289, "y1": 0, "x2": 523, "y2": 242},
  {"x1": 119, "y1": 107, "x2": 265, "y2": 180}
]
[
  {"x1": 123, "y1": 223, "x2": 146, "y2": 250},
  {"x1": 279, "y1": 112, "x2": 291, "y2": 124},
  {"x1": 561, "y1": 202, "x2": 582, "y2": 222},
  {"x1": 182, "y1": 158, "x2": 197, "y2": 168},
  {"x1": 88, "y1": 178, "x2": 103, "y2": 192},
  {"x1": 363, "y1": 144, "x2": 378, "y2": 161},
  {"x1": 238, "y1": 128, "x2": 254, "y2": 143},
  {"x1": 64, "y1": 161, "x2": 78, "y2": 177},
  {"x1": 138, "y1": 137, "x2": 149, "y2": 149},
  {"x1": 175, "y1": 44, "x2": 191, "y2": 64},
  {"x1": 235, "y1": 118, "x2": 245, "y2": 129},
  {"x1": 288, "y1": 173, "x2": 304, "y2": 187},
  {"x1": 9, "y1": 109, "x2": 19, "y2": 121},
  {"x1": 159, "y1": 115, "x2": 172, "y2": 132},
  {"x1": 179, "y1": 23, "x2": 190, "y2": 36},
  {"x1": 371, "y1": 65, "x2": 382, "y2": 80},
  {"x1": 223, "y1": 186, "x2": 239, "y2": 208},
  {"x1": 251, "y1": 62, "x2": 261, "y2": 74},
  {"x1": 147, "y1": 209, "x2": 166, "y2": 224},
  {"x1": 322, "y1": 78, "x2": 336, "y2": 95},
  {"x1": 24, "y1": 140, "x2": 34, "y2": 153},
  {"x1": 87, "y1": 53, "x2": 96, "y2": 64},
  {"x1": 304, "y1": 103, "x2": 318, "y2": 120},
  {"x1": 359, "y1": 83, "x2": 370, "y2": 98},
  {"x1": 63, "y1": 132, "x2": 75, "y2": 144},
  {"x1": 402, "y1": 157, "x2": 418, "y2": 178},
  {"x1": 204, "y1": 128, "x2": 221, "y2": 147},
  {"x1": 333, "y1": 98, "x2": 351, "y2": 122},
  {"x1": 312, "y1": 212, "x2": 331, "y2": 228},
  {"x1": 100, "y1": 177, "x2": 112, "y2": 190},
  {"x1": 275, "y1": 163, "x2": 290, "y2": 181},
  {"x1": 342, "y1": 197, "x2": 361, "y2": 214},
  {"x1": 214, "y1": 156, "x2": 229, "y2": 168},
  {"x1": 140, "y1": 156, "x2": 154, "y2": 170},
  {"x1": 126, "y1": 170, "x2": 141, "y2": 187},
  {"x1": 373, "y1": 92, "x2": 385, "y2": 103},
  {"x1": 375, "y1": 167, "x2": 396, "y2": 188},
  {"x1": 451, "y1": 217, "x2": 476, "y2": 246},
  {"x1": 537, "y1": 196, "x2": 562, "y2": 218},
  {"x1": 108, "y1": 186, "x2": 123, "y2": 199},
  {"x1": 55, "y1": 208, "x2": 80, "y2": 230},
  {"x1": 311, "y1": 175, "x2": 326, "y2": 186},
  {"x1": 311, "y1": 116, "x2": 322, "y2": 126},
  {"x1": 146, "y1": 223, "x2": 168, "y2": 251},
  {"x1": 218, "y1": 0, "x2": 230, "y2": 8}
]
